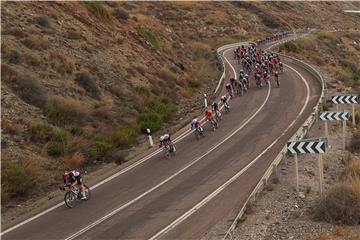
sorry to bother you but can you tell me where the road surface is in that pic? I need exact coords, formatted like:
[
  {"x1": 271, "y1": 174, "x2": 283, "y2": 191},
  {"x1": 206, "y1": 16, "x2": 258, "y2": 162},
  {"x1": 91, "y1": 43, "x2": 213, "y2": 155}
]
[{"x1": 2, "y1": 38, "x2": 322, "y2": 240}]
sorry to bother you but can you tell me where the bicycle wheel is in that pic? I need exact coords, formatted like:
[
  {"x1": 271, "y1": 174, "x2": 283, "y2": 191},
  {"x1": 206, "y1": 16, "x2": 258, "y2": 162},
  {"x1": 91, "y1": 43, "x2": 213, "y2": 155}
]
[
  {"x1": 83, "y1": 185, "x2": 91, "y2": 200},
  {"x1": 64, "y1": 191, "x2": 77, "y2": 208}
]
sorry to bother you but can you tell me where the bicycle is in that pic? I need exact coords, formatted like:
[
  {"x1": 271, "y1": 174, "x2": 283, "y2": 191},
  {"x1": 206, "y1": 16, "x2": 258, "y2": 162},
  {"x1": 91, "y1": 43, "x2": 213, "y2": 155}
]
[
  {"x1": 164, "y1": 144, "x2": 176, "y2": 158},
  {"x1": 194, "y1": 126, "x2": 205, "y2": 140},
  {"x1": 63, "y1": 184, "x2": 91, "y2": 208}
]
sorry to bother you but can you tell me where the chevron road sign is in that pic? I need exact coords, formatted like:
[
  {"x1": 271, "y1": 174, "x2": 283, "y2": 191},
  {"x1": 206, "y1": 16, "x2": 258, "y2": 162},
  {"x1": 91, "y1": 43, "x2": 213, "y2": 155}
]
[
  {"x1": 319, "y1": 111, "x2": 349, "y2": 121},
  {"x1": 287, "y1": 139, "x2": 326, "y2": 154},
  {"x1": 331, "y1": 95, "x2": 358, "y2": 104},
  {"x1": 287, "y1": 138, "x2": 327, "y2": 194}
]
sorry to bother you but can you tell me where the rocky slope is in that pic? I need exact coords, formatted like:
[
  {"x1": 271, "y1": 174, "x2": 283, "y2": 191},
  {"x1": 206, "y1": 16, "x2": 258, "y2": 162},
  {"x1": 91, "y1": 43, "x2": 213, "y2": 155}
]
[{"x1": 1, "y1": 1, "x2": 360, "y2": 211}]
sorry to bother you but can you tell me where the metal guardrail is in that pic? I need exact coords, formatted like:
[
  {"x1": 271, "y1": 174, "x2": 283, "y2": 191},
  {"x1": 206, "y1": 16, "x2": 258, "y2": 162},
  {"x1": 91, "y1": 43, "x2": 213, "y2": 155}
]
[{"x1": 222, "y1": 43, "x2": 326, "y2": 240}]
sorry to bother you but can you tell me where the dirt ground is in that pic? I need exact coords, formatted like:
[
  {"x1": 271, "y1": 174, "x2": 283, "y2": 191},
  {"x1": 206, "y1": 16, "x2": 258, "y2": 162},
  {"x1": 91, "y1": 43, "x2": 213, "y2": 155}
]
[{"x1": 231, "y1": 89, "x2": 360, "y2": 240}]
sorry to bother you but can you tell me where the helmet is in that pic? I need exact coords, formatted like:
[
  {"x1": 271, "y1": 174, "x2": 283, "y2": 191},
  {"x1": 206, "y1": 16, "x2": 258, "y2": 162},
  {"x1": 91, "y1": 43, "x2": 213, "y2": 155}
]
[
  {"x1": 63, "y1": 172, "x2": 69, "y2": 180},
  {"x1": 160, "y1": 135, "x2": 165, "y2": 141}
]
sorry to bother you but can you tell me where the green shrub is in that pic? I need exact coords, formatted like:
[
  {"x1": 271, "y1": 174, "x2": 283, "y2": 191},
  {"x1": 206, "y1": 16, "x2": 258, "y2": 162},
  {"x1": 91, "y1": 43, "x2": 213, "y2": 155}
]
[
  {"x1": 113, "y1": 125, "x2": 139, "y2": 148},
  {"x1": 138, "y1": 112, "x2": 163, "y2": 133},
  {"x1": 114, "y1": 8, "x2": 129, "y2": 20},
  {"x1": 89, "y1": 136, "x2": 116, "y2": 159},
  {"x1": 139, "y1": 27, "x2": 161, "y2": 51},
  {"x1": 1, "y1": 162, "x2": 35, "y2": 201},
  {"x1": 147, "y1": 99, "x2": 178, "y2": 121},
  {"x1": 47, "y1": 141, "x2": 65, "y2": 156},
  {"x1": 74, "y1": 72, "x2": 101, "y2": 99},
  {"x1": 188, "y1": 79, "x2": 200, "y2": 88},
  {"x1": 83, "y1": 2, "x2": 112, "y2": 22},
  {"x1": 280, "y1": 41, "x2": 298, "y2": 53},
  {"x1": 135, "y1": 85, "x2": 151, "y2": 96},
  {"x1": 29, "y1": 123, "x2": 54, "y2": 142},
  {"x1": 66, "y1": 124, "x2": 84, "y2": 136}
]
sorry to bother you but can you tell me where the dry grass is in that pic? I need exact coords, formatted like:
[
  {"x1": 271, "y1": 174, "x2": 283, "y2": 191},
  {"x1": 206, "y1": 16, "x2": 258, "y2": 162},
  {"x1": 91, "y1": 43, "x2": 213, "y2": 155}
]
[
  {"x1": 22, "y1": 36, "x2": 50, "y2": 51},
  {"x1": 158, "y1": 67, "x2": 177, "y2": 83},
  {"x1": 61, "y1": 151, "x2": 85, "y2": 169},
  {"x1": 4, "y1": 27, "x2": 28, "y2": 38},
  {"x1": 314, "y1": 154, "x2": 360, "y2": 225},
  {"x1": 50, "y1": 52, "x2": 75, "y2": 75},
  {"x1": 188, "y1": 42, "x2": 212, "y2": 58},
  {"x1": 45, "y1": 96, "x2": 89, "y2": 125},
  {"x1": 67, "y1": 30, "x2": 83, "y2": 40},
  {"x1": 1, "y1": 63, "x2": 17, "y2": 82},
  {"x1": 92, "y1": 106, "x2": 113, "y2": 121},
  {"x1": 83, "y1": 2, "x2": 113, "y2": 23},
  {"x1": 35, "y1": 15, "x2": 52, "y2": 28},
  {"x1": 1, "y1": 119, "x2": 22, "y2": 135},
  {"x1": 180, "y1": 88, "x2": 194, "y2": 98},
  {"x1": 9, "y1": 73, "x2": 48, "y2": 108},
  {"x1": 74, "y1": 71, "x2": 101, "y2": 99}
]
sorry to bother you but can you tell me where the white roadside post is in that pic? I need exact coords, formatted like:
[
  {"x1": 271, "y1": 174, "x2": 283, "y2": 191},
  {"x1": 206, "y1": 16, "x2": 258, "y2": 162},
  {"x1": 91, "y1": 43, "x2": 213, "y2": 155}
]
[
  {"x1": 146, "y1": 128, "x2": 154, "y2": 147},
  {"x1": 352, "y1": 104, "x2": 356, "y2": 127},
  {"x1": 204, "y1": 93, "x2": 207, "y2": 108},
  {"x1": 294, "y1": 153, "x2": 299, "y2": 192},
  {"x1": 287, "y1": 138, "x2": 327, "y2": 195}
]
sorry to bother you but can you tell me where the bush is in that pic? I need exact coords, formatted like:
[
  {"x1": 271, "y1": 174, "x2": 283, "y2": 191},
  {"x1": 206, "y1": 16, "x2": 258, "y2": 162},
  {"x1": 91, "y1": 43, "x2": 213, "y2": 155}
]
[
  {"x1": 47, "y1": 141, "x2": 65, "y2": 156},
  {"x1": 10, "y1": 74, "x2": 48, "y2": 108},
  {"x1": 189, "y1": 42, "x2": 212, "y2": 58},
  {"x1": 1, "y1": 63, "x2": 17, "y2": 82},
  {"x1": 313, "y1": 179, "x2": 360, "y2": 225},
  {"x1": 1, "y1": 119, "x2": 22, "y2": 135},
  {"x1": 29, "y1": 123, "x2": 54, "y2": 142},
  {"x1": 188, "y1": 79, "x2": 200, "y2": 88},
  {"x1": 1, "y1": 162, "x2": 35, "y2": 202},
  {"x1": 7, "y1": 50, "x2": 21, "y2": 64},
  {"x1": 114, "y1": 8, "x2": 129, "y2": 20},
  {"x1": 45, "y1": 96, "x2": 89, "y2": 125},
  {"x1": 74, "y1": 72, "x2": 101, "y2": 99},
  {"x1": 22, "y1": 36, "x2": 49, "y2": 51},
  {"x1": 158, "y1": 67, "x2": 177, "y2": 82},
  {"x1": 138, "y1": 112, "x2": 163, "y2": 133},
  {"x1": 139, "y1": 27, "x2": 161, "y2": 51},
  {"x1": 50, "y1": 53, "x2": 74, "y2": 75},
  {"x1": 35, "y1": 15, "x2": 51, "y2": 27},
  {"x1": 66, "y1": 124, "x2": 84, "y2": 136},
  {"x1": 348, "y1": 131, "x2": 360, "y2": 153},
  {"x1": 146, "y1": 98, "x2": 178, "y2": 121},
  {"x1": 92, "y1": 106, "x2": 113, "y2": 121},
  {"x1": 67, "y1": 30, "x2": 83, "y2": 40},
  {"x1": 89, "y1": 136, "x2": 116, "y2": 160},
  {"x1": 61, "y1": 152, "x2": 85, "y2": 169},
  {"x1": 345, "y1": 156, "x2": 360, "y2": 179},
  {"x1": 135, "y1": 85, "x2": 151, "y2": 96},
  {"x1": 83, "y1": 2, "x2": 112, "y2": 23},
  {"x1": 4, "y1": 27, "x2": 28, "y2": 38},
  {"x1": 113, "y1": 124, "x2": 139, "y2": 148},
  {"x1": 280, "y1": 41, "x2": 298, "y2": 53}
]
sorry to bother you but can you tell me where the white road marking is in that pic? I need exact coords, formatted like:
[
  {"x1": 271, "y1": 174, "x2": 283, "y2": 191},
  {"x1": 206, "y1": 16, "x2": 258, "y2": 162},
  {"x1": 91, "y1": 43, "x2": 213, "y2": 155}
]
[
  {"x1": 0, "y1": 43, "x2": 242, "y2": 236},
  {"x1": 149, "y1": 63, "x2": 311, "y2": 240}
]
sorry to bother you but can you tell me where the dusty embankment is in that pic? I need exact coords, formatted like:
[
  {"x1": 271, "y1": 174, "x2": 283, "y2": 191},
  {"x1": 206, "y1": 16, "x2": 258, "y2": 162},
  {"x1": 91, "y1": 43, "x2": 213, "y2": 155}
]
[{"x1": 2, "y1": 2, "x2": 360, "y2": 226}]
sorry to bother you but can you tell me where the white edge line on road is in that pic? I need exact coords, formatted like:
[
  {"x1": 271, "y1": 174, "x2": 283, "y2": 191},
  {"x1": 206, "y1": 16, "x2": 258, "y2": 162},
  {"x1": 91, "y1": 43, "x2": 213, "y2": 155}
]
[
  {"x1": 0, "y1": 42, "x2": 245, "y2": 236},
  {"x1": 149, "y1": 63, "x2": 310, "y2": 240},
  {"x1": 63, "y1": 56, "x2": 271, "y2": 240}
]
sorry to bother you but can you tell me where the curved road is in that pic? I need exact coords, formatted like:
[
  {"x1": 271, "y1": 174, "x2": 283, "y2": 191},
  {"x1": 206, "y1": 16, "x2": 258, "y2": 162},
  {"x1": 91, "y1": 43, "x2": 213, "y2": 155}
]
[{"x1": 2, "y1": 38, "x2": 322, "y2": 240}]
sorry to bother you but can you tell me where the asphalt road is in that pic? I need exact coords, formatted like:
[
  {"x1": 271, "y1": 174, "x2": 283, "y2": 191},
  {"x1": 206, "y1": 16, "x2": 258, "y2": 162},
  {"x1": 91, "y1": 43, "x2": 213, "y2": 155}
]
[{"x1": 2, "y1": 38, "x2": 322, "y2": 240}]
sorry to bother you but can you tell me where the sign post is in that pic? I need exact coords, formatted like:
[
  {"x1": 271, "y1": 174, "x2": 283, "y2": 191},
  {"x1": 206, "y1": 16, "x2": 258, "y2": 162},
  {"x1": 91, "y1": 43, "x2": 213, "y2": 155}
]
[
  {"x1": 332, "y1": 95, "x2": 358, "y2": 128},
  {"x1": 204, "y1": 94, "x2": 208, "y2": 108},
  {"x1": 287, "y1": 138, "x2": 327, "y2": 195},
  {"x1": 320, "y1": 111, "x2": 349, "y2": 149}
]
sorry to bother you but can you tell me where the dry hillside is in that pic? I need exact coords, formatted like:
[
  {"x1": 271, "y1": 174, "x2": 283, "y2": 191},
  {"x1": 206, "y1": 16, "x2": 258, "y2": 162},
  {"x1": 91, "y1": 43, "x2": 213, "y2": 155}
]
[{"x1": 1, "y1": 1, "x2": 360, "y2": 211}]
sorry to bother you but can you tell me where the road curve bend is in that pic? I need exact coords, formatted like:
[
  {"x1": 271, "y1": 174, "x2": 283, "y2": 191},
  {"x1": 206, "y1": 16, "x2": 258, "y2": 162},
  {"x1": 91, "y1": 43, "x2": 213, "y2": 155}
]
[{"x1": 2, "y1": 38, "x2": 322, "y2": 240}]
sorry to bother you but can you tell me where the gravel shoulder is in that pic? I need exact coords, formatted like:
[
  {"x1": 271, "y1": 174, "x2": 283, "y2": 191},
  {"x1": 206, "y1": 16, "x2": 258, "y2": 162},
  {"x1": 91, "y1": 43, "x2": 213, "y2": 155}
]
[{"x1": 230, "y1": 91, "x2": 360, "y2": 240}]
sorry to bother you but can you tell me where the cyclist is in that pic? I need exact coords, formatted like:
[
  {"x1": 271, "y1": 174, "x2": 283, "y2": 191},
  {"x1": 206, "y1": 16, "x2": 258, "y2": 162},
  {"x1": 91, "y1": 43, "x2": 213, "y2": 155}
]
[
  {"x1": 225, "y1": 83, "x2": 233, "y2": 98},
  {"x1": 205, "y1": 108, "x2": 217, "y2": 127},
  {"x1": 159, "y1": 134, "x2": 171, "y2": 147},
  {"x1": 62, "y1": 170, "x2": 86, "y2": 200},
  {"x1": 191, "y1": 116, "x2": 201, "y2": 129},
  {"x1": 221, "y1": 95, "x2": 230, "y2": 112}
]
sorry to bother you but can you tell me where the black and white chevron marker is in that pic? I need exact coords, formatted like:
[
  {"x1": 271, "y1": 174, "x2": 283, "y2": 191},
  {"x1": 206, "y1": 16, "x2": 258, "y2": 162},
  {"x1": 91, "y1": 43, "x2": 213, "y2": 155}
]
[
  {"x1": 287, "y1": 140, "x2": 326, "y2": 154},
  {"x1": 332, "y1": 95, "x2": 358, "y2": 104},
  {"x1": 319, "y1": 111, "x2": 349, "y2": 121}
]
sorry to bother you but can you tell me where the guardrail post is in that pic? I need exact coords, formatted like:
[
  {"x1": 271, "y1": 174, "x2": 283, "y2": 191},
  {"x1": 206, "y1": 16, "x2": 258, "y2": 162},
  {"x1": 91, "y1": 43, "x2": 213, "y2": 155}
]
[
  {"x1": 295, "y1": 153, "x2": 299, "y2": 192},
  {"x1": 343, "y1": 120, "x2": 346, "y2": 150},
  {"x1": 352, "y1": 104, "x2": 356, "y2": 127}
]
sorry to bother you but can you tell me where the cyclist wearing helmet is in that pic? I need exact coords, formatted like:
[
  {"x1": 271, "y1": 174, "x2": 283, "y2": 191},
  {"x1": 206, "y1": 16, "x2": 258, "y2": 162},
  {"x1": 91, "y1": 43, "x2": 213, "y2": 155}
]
[
  {"x1": 159, "y1": 134, "x2": 171, "y2": 148},
  {"x1": 191, "y1": 116, "x2": 201, "y2": 129},
  {"x1": 63, "y1": 170, "x2": 86, "y2": 200}
]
